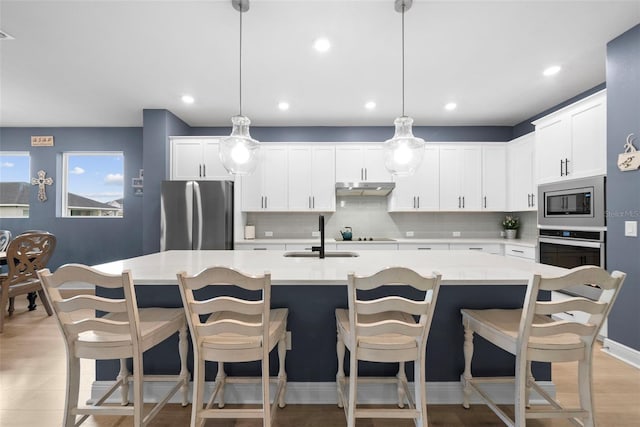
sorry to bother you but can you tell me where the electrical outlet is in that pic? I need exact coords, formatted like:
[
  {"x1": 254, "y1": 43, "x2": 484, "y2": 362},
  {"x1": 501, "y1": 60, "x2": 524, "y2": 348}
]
[
  {"x1": 265, "y1": 231, "x2": 273, "y2": 237},
  {"x1": 453, "y1": 231, "x2": 461, "y2": 237},
  {"x1": 625, "y1": 221, "x2": 638, "y2": 237},
  {"x1": 286, "y1": 331, "x2": 292, "y2": 350},
  {"x1": 406, "y1": 231, "x2": 414, "y2": 237},
  {"x1": 311, "y1": 231, "x2": 320, "y2": 237}
]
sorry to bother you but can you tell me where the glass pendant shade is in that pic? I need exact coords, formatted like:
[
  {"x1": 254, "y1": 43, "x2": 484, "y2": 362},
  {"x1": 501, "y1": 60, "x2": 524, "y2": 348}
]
[
  {"x1": 384, "y1": 116, "x2": 425, "y2": 176},
  {"x1": 219, "y1": 115, "x2": 260, "y2": 176}
]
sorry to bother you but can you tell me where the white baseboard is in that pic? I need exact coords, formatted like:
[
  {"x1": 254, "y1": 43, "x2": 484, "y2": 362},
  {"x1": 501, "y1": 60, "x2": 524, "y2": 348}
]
[
  {"x1": 91, "y1": 380, "x2": 555, "y2": 406},
  {"x1": 602, "y1": 338, "x2": 640, "y2": 369}
]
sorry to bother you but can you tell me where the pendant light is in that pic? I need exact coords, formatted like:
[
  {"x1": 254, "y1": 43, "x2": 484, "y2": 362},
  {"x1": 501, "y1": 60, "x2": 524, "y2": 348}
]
[
  {"x1": 219, "y1": 0, "x2": 260, "y2": 176},
  {"x1": 383, "y1": 0, "x2": 425, "y2": 176}
]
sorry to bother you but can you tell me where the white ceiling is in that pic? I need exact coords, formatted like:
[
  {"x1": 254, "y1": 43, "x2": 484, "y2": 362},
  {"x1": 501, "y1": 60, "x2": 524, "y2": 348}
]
[{"x1": 1, "y1": 0, "x2": 639, "y2": 128}]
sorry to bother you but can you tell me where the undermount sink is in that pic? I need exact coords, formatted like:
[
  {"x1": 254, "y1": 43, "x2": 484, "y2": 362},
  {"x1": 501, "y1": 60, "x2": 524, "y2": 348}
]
[{"x1": 283, "y1": 251, "x2": 359, "y2": 258}]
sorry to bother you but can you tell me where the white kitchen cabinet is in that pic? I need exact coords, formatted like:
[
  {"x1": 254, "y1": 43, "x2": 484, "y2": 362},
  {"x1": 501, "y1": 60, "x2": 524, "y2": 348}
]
[
  {"x1": 288, "y1": 145, "x2": 336, "y2": 211},
  {"x1": 534, "y1": 90, "x2": 606, "y2": 184},
  {"x1": 170, "y1": 137, "x2": 231, "y2": 180},
  {"x1": 398, "y1": 243, "x2": 449, "y2": 250},
  {"x1": 439, "y1": 145, "x2": 482, "y2": 211},
  {"x1": 388, "y1": 146, "x2": 440, "y2": 211},
  {"x1": 241, "y1": 146, "x2": 288, "y2": 211},
  {"x1": 335, "y1": 242, "x2": 399, "y2": 250},
  {"x1": 504, "y1": 243, "x2": 536, "y2": 262},
  {"x1": 335, "y1": 145, "x2": 391, "y2": 183},
  {"x1": 481, "y1": 145, "x2": 507, "y2": 211},
  {"x1": 450, "y1": 243, "x2": 503, "y2": 255},
  {"x1": 507, "y1": 133, "x2": 537, "y2": 211}
]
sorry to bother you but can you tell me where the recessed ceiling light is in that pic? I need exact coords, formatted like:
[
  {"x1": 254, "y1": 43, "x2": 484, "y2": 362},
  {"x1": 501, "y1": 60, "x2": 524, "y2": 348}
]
[
  {"x1": 444, "y1": 102, "x2": 457, "y2": 111},
  {"x1": 313, "y1": 38, "x2": 331, "y2": 52},
  {"x1": 365, "y1": 101, "x2": 376, "y2": 110},
  {"x1": 543, "y1": 65, "x2": 562, "y2": 76},
  {"x1": 181, "y1": 95, "x2": 195, "y2": 104},
  {"x1": 278, "y1": 101, "x2": 290, "y2": 111}
]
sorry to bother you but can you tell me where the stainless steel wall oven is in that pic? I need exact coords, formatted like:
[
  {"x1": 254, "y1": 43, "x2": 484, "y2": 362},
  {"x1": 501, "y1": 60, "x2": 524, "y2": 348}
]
[{"x1": 538, "y1": 228, "x2": 605, "y2": 299}]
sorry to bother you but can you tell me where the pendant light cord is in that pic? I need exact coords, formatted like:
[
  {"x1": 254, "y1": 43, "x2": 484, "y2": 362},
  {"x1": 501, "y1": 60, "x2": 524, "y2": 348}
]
[
  {"x1": 401, "y1": 3, "x2": 405, "y2": 117},
  {"x1": 239, "y1": 7, "x2": 243, "y2": 117}
]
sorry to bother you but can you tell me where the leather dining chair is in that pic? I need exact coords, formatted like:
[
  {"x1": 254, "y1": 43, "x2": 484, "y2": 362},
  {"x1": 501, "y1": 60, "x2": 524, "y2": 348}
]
[{"x1": 0, "y1": 231, "x2": 56, "y2": 333}]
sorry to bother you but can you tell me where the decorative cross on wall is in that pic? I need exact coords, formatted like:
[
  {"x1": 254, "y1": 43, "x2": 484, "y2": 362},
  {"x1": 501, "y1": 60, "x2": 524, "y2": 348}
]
[{"x1": 31, "y1": 170, "x2": 53, "y2": 202}]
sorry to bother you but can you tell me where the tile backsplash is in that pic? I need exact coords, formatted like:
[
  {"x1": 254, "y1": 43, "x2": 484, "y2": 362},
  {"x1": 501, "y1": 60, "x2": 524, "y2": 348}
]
[{"x1": 245, "y1": 197, "x2": 538, "y2": 240}]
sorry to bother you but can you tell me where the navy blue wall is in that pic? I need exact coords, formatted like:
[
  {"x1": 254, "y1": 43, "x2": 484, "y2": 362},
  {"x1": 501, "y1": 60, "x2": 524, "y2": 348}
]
[
  {"x1": 606, "y1": 24, "x2": 640, "y2": 352},
  {"x1": 189, "y1": 125, "x2": 513, "y2": 143},
  {"x1": 0, "y1": 127, "x2": 143, "y2": 269},
  {"x1": 141, "y1": 109, "x2": 190, "y2": 255}
]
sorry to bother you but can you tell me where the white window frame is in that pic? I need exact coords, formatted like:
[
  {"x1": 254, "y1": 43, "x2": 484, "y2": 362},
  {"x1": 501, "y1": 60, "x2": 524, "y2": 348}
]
[
  {"x1": 62, "y1": 151, "x2": 124, "y2": 218},
  {"x1": 0, "y1": 151, "x2": 31, "y2": 218}
]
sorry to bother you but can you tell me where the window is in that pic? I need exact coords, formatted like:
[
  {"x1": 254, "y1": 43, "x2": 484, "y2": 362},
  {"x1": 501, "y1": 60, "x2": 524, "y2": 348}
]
[
  {"x1": 62, "y1": 152, "x2": 124, "y2": 217},
  {"x1": 0, "y1": 152, "x2": 31, "y2": 218}
]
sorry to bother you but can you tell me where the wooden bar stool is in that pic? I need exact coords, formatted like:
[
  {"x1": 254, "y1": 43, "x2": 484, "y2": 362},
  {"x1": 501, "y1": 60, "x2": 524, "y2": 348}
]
[
  {"x1": 38, "y1": 264, "x2": 189, "y2": 427},
  {"x1": 460, "y1": 265, "x2": 626, "y2": 427},
  {"x1": 335, "y1": 267, "x2": 442, "y2": 427},
  {"x1": 177, "y1": 266, "x2": 288, "y2": 427}
]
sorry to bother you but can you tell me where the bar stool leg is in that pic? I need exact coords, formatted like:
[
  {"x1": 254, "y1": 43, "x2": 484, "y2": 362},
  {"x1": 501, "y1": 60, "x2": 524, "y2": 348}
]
[
  {"x1": 278, "y1": 331, "x2": 287, "y2": 408},
  {"x1": 462, "y1": 322, "x2": 474, "y2": 409},
  {"x1": 336, "y1": 329, "x2": 346, "y2": 408},
  {"x1": 178, "y1": 323, "x2": 189, "y2": 406},
  {"x1": 397, "y1": 362, "x2": 406, "y2": 408},
  {"x1": 117, "y1": 358, "x2": 130, "y2": 405}
]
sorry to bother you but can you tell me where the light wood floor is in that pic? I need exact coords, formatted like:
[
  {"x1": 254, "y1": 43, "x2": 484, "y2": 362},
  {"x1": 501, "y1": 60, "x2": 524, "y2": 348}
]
[{"x1": 1, "y1": 297, "x2": 639, "y2": 426}]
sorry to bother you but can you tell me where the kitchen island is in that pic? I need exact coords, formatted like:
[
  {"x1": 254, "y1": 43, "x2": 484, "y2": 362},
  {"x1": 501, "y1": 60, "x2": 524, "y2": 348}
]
[{"x1": 92, "y1": 249, "x2": 566, "y2": 404}]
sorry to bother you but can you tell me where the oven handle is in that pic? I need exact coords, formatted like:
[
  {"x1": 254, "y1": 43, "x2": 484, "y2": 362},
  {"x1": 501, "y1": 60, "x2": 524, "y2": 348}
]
[{"x1": 538, "y1": 237, "x2": 603, "y2": 249}]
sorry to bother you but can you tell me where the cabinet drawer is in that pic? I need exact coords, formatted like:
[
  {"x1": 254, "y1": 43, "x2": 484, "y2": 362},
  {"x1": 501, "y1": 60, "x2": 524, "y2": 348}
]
[
  {"x1": 285, "y1": 243, "x2": 337, "y2": 251},
  {"x1": 235, "y1": 243, "x2": 286, "y2": 251},
  {"x1": 336, "y1": 243, "x2": 399, "y2": 250},
  {"x1": 504, "y1": 244, "x2": 536, "y2": 260},
  {"x1": 398, "y1": 243, "x2": 449, "y2": 251},
  {"x1": 450, "y1": 243, "x2": 503, "y2": 255}
]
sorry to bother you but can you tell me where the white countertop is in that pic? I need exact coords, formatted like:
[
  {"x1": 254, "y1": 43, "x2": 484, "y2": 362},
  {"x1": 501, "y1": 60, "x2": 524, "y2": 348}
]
[
  {"x1": 92, "y1": 249, "x2": 562, "y2": 286},
  {"x1": 235, "y1": 238, "x2": 538, "y2": 247}
]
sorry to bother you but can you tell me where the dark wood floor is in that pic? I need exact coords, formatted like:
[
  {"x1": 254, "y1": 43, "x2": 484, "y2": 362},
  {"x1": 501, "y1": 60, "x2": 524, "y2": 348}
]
[{"x1": 1, "y1": 297, "x2": 639, "y2": 426}]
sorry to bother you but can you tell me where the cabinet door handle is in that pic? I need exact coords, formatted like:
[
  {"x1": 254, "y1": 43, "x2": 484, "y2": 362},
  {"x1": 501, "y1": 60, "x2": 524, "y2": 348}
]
[
  {"x1": 565, "y1": 158, "x2": 570, "y2": 175},
  {"x1": 265, "y1": 196, "x2": 268, "y2": 209},
  {"x1": 484, "y1": 196, "x2": 487, "y2": 209},
  {"x1": 511, "y1": 249, "x2": 525, "y2": 254},
  {"x1": 469, "y1": 247, "x2": 483, "y2": 250},
  {"x1": 458, "y1": 196, "x2": 461, "y2": 208},
  {"x1": 199, "y1": 164, "x2": 202, "y2": 177},
  {"x1": 313, "y1": 196, "x2": 315, "y2": 209},
  {"x1": 360, "y1": 168, "x2": 364, "y2": 181},
  {"x1": 253, "y1": 247, "x2": 267, "y2": 250},
  {"x1": 531, "y1": 193, "x2": 535, "y2": 207},
  {"x1": 413, "y1": 196, "x2": 416, "y2": 208},
  {"x1": 202, "y1": 164, "x2": 206, "y2": 177},
  {"x1": 527, "y1": 193, "x2": 531, "y2": 207},
  {"x1": 418, "y1": 247, "x2": 432, "y2": 250},
  {"x1": 261, "y1": 196, "x2": 264, "y2": 209},
  {"x1": 462, "y1": 196, "x2": 465, "y2": 208},
  {"x1": 417, "y1": 196, "x2": 420, "y2": 208},
  {"x1": 364, "y1": 168, "x2": 368, "y2": 181},
  {"x1": 560, "y1": 159, "x2": 565, "y2": 176}
]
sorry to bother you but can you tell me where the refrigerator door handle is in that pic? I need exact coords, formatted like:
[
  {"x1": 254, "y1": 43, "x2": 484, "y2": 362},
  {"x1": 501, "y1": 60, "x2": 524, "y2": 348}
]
[{"x1": 193, "y1": 181, "x2": 203, "y2": 250}]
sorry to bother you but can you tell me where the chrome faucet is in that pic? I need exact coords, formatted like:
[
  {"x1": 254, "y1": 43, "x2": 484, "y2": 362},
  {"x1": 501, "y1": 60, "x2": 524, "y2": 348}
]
[{"x1": 311, "y1": 214, "x2": 325, "y2": 259}]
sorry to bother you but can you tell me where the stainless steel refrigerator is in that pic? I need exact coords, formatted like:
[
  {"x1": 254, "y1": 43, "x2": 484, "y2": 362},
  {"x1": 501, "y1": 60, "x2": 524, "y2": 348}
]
[{"x1": 160, "y1": 180, "x2": 234, "y2": 251}]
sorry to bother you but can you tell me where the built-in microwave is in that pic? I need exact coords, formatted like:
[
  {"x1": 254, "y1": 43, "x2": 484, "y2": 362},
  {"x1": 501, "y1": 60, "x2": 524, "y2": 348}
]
[{"x1": 537, "y1": 175, "x2": 606, "y2": 230}]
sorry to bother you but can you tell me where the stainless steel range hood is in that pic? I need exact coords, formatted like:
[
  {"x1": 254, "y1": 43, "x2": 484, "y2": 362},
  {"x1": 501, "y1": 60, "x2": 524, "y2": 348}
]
[{"x1": 335, "y1": 182, "x2": 395, "y2": 196}]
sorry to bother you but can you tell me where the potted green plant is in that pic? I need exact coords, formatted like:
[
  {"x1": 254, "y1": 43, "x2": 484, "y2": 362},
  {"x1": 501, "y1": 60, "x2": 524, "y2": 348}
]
[{"x1": 502, "y1": 215, "x2": 520, "y2": 239}]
